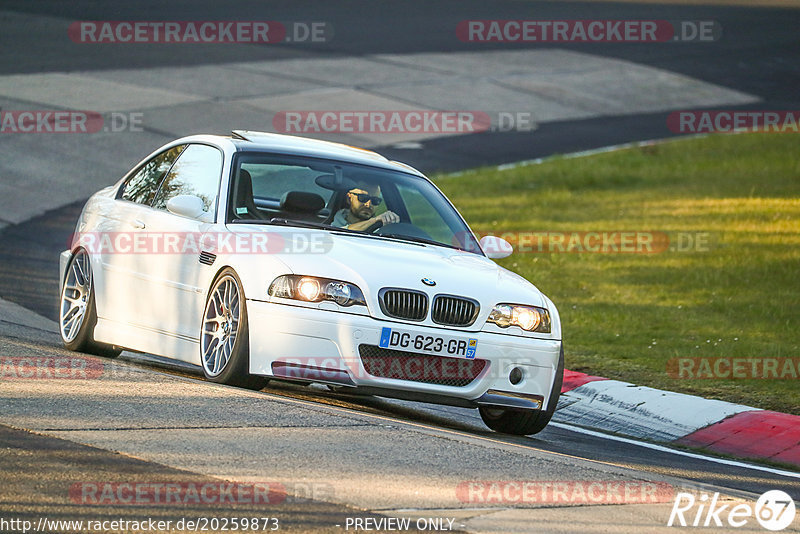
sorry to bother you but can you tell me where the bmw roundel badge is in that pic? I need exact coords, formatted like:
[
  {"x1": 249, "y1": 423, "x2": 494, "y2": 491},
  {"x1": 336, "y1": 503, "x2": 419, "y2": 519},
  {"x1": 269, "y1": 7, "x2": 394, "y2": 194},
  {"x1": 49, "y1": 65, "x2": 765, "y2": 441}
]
[{"x1": 421, "y1": 278, "x2": 436, "y2": 286}]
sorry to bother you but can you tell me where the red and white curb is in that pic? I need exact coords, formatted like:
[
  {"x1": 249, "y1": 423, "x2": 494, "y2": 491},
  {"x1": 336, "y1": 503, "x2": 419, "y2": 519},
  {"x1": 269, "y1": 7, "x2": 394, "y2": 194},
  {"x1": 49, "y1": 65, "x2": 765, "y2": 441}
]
[{"x1": 556, "y1": 370, "x2": 800, "y2": 468}]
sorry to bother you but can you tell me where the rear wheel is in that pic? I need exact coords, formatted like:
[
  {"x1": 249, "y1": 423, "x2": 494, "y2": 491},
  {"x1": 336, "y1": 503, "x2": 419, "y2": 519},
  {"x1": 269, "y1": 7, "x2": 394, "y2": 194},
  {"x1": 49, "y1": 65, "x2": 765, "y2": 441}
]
[
  {"x1": 200, "y1": 268, "x2": 268, "y2": 390},
  {"x1": 59, "y1": 249, "x2": 121, "y2": 358},
  {"x1": 479, "y1": 346, "x2": 564, "y2": 435}
]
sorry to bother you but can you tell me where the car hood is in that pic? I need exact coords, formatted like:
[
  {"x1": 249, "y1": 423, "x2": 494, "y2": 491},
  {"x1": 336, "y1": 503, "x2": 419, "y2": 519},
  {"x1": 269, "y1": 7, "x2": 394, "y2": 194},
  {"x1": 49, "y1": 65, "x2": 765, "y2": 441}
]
[{"x1": 228, "y1": 225, "x2": 547, "y2": 309}]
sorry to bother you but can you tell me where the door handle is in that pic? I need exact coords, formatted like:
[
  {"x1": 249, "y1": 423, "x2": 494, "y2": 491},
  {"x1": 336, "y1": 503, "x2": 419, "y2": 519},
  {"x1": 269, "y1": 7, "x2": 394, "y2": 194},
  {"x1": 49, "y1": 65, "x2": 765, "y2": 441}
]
[{"x1": 131, "y1": 219, "x2": 146, "y2": 229}]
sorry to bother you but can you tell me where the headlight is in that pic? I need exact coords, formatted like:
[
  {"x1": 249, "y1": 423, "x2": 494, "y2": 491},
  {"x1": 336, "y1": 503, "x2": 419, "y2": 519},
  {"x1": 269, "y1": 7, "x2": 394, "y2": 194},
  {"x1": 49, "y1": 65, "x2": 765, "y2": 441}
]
[
  {"x1": 268, "y1": 275, "x2": 366, "y2": 307},
  {"x1": 487, "y1": 303, "x2": 551, "y2": 333},
  {"x1": 297, "y1": 277, "x2": 320, "y2": 301}
]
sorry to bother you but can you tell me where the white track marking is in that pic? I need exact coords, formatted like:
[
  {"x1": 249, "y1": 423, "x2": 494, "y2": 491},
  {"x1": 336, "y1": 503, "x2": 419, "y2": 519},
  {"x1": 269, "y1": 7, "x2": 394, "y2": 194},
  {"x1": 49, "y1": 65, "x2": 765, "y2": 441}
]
[{"x1": 550, "y1": 422, "x2": 800, "y2": 479}]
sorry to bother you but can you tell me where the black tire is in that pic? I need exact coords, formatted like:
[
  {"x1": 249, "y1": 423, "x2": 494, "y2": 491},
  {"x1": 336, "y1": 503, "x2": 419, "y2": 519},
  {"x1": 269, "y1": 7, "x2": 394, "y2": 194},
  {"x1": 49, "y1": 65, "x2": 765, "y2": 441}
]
[
  {"x1": 59, "y1": 249, "x2": 121, "y2": 358},
  {"x1": 479, "y1": 346, "x2": 565, "y2": 435},
  {"x1": 200, "y1": 268, "x2": 268, "y2": 390}
]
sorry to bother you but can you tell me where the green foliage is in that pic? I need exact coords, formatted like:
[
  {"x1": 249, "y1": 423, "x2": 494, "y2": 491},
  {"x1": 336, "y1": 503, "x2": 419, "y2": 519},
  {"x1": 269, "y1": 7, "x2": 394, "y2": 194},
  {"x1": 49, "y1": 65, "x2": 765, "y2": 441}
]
[{"x1": 435, "y1": 133, "x2": 800, "y2": 414}]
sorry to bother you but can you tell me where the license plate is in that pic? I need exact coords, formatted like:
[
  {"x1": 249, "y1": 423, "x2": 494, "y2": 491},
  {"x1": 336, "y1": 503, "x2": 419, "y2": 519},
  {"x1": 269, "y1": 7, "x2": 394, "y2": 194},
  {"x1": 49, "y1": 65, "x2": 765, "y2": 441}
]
[{"x1": 379, "y1": 327, "x2": 478, "y2": 359}]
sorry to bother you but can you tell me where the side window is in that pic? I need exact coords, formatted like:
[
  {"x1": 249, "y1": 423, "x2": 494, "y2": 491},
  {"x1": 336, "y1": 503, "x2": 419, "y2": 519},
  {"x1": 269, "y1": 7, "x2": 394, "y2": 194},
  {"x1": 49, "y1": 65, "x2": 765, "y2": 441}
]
[
  {"x1": 120, "y1": 145, "x2": 185, "y2": 205},
  {"x1": 152, "y1": 144, "x2": 223, "y2": 214}
]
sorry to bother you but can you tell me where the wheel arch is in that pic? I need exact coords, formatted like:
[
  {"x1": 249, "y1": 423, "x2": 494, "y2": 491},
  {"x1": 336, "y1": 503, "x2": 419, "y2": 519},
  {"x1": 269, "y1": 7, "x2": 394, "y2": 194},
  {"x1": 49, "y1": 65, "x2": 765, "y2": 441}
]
[{"x1": 209, "y1": 253, "x2": 293, "y2": 305}]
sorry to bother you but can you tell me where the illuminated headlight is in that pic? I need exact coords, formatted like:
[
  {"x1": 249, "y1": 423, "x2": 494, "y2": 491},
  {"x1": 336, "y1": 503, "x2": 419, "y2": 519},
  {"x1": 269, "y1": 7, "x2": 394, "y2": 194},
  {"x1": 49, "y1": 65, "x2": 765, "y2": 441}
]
[
  {"x1": 487, "y1": 304, "x2": 551, "y2": 333},
  {"x1": 297, "y1": 277, "x2": 320, "y2": 301},
  {"x1": 268, "y1": 275, "x2": 366, "y2": 307}
]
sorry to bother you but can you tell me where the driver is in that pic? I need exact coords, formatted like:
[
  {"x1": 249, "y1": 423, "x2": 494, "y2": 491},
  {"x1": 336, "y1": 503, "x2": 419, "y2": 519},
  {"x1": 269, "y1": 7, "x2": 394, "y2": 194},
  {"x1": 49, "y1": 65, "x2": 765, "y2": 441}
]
[{"x1": 332, "y1": 183, "x2": 400, "y2": 231}]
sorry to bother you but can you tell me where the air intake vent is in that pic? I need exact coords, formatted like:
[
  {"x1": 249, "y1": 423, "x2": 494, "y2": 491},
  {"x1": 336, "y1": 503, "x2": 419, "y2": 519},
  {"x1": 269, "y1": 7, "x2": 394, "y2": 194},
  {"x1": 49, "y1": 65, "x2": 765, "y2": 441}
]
[
  {"x1": 199, "y1": 251, "x2": 216, "y2": 266},
  {"x1": 431, "y1": 295, "x2": 479, "y2": 327},
  {"x1": 359, "y1": 345, "x2": 487, "y2": 387},
  {"x1": 378, "y1": 288, "x2": 427, "y2": 321}
]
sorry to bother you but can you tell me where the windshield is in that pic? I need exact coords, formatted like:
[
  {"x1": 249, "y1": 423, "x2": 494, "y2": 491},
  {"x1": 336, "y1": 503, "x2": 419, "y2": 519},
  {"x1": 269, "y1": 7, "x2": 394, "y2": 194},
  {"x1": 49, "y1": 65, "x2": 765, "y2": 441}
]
[{"x1": 227, "y1": 152, "x2": 482, "y2": 254}]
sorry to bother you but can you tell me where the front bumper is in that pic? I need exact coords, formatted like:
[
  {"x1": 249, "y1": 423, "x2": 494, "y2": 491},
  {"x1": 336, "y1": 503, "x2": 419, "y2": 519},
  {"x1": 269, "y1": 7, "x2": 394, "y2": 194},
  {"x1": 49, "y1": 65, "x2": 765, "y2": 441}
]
[{"x1": 247, "y1": 300, "x2": 562, "y2": 410}]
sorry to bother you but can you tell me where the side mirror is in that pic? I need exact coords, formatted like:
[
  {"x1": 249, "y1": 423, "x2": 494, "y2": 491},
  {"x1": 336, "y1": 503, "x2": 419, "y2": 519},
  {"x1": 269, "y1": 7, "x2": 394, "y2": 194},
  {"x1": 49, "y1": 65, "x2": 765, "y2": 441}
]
[
  {"x1": 480, "y1": 235, "x2": 513, "y2": 259},
  {"x1": 167, "y1": 195, "x2": 207, "y2": 219}
]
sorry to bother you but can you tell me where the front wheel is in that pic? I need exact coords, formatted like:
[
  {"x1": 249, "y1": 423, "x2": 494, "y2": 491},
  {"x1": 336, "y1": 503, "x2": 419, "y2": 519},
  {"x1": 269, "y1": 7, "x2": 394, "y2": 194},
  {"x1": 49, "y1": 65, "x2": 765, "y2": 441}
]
[
  {"x1": 479, "y1": 346, "x2": 564, "y2": 436},
  {"x1": 200, "y1": 268, "x2": 268, "y2": 390},
  {"x1": 59, "y1": 249, "x2": 121, "y2": 358}
]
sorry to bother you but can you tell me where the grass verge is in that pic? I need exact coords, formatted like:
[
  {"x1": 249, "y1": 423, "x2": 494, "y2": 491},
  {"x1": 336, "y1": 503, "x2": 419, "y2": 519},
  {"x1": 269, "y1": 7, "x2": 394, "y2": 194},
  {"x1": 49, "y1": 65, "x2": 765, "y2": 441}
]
[{"x1": 434, "y1": 132, "x2": 800, "y2": 414}]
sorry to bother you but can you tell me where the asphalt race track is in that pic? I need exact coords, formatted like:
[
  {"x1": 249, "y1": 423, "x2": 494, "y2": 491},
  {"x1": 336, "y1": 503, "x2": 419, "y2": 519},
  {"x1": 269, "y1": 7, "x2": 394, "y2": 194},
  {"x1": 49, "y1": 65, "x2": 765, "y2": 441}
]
[{"x1": 1, "y1": 1, "x2": 799, "y2": 533}]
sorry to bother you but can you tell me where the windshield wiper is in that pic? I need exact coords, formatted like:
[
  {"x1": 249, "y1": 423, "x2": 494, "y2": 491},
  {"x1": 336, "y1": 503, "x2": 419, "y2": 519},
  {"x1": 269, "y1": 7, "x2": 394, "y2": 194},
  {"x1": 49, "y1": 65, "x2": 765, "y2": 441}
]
[
  {"x1": 377, "y1": 232, "x2": 461, "y2": 251},
  {"x1": 230, "y1": 217, "x2": 351, "y2": 232},
  {"x1": 231, "y1": 218, "x2": 468, "y2": 251},
  {"x1": 269, "y1": 217, "x2": 368, "y2": 234},
  {"x1": 267, "y1": 217, "x2": 346, "y2": 231}
]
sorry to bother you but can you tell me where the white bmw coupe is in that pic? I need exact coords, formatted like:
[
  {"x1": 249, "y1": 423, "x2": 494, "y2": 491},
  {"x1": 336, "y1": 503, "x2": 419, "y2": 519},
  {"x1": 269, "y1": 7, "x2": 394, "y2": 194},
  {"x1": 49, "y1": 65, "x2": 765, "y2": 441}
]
[{"x1": 59, "y1": 131, "x2": 563, "y2": 435}]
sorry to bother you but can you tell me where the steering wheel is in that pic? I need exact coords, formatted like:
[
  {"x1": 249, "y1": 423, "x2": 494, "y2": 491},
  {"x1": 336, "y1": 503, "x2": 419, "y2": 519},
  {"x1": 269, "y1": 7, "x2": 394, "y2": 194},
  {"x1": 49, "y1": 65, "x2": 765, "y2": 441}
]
[{"x1": 363, "y1": 218, "x2": 383, "y2": 234}]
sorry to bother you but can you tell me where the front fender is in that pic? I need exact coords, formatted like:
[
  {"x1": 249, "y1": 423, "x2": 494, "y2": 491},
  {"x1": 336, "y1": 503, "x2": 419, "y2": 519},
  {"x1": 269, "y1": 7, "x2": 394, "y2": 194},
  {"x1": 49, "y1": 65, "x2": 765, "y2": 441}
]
[{"x1": 58, "y1": 249, "x2": 72, "y2": 295}]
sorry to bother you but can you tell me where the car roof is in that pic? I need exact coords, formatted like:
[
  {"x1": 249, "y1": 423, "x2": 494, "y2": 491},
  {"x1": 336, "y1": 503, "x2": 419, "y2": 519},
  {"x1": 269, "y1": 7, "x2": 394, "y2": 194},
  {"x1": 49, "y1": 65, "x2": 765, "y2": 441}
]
[{"x1": 179, "y1": 130, "x2": 426, "y2": 177}]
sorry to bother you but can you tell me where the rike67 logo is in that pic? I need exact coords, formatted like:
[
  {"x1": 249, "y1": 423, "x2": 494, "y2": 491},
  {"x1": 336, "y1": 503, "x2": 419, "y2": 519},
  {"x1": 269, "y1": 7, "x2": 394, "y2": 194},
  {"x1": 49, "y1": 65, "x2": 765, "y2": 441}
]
[{"x1": 668, "y1": 490, "x2": 796, "y2": 531}]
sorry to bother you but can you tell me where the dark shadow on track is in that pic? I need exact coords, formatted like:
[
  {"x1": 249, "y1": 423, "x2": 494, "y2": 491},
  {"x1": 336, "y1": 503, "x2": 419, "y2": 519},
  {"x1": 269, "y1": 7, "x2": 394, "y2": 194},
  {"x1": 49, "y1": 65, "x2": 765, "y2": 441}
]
[{"x1": 0, "y1": 200, "x2": 84, "y2": 320}]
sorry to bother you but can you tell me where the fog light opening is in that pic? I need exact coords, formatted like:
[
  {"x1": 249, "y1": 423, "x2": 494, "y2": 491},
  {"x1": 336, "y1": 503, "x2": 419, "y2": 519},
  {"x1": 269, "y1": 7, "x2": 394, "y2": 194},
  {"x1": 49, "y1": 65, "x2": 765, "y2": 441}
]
[{"x1": 509, "y1": 367, "x2": 524, "y2": 385}]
